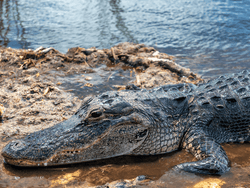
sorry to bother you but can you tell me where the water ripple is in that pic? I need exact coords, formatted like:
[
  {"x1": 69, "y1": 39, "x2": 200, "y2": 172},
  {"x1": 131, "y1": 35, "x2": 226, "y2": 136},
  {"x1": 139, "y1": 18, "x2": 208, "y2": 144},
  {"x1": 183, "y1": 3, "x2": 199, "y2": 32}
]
[{"x1": 1, "y1": 0, "x2": 249, "y2": 76}]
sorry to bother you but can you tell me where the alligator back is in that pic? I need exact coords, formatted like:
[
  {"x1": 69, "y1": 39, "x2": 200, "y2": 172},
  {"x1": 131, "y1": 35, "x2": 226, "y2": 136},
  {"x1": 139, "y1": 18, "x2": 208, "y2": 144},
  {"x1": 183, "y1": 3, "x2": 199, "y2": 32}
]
[{"x1": 189, "y1": 70, "x2": 250, "y2": 143}]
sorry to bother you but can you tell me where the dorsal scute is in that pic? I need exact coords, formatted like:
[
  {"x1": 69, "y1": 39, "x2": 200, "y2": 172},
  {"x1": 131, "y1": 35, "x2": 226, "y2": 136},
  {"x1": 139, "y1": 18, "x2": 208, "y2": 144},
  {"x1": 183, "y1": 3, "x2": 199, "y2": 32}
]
[
  {"x1": 167, "y1": 87, "x2": 187, "y2": 101},
  {"x1": 192, "y1": 70, "x2": 250, "y2": 119},
  {"x1": 149, "y1": 86, "x2": 187, "y2": 102}
]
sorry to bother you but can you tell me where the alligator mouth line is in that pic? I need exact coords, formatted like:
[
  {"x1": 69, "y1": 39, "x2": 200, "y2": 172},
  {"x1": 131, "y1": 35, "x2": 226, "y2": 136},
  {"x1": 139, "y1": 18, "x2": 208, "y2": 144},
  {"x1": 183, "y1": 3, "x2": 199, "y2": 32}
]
[
  {"x1": 3, "y1": 155, "x2": 43, "y2": 167},
  {"x1": 2, "y1": 117, "x2": 146, "y2": 167},
  {"x1": 2, "y1": 149, "x2": 86, "y2": 167},
  {"x1": 3, "y1": 146, "x2": 133, "y2": 167}
]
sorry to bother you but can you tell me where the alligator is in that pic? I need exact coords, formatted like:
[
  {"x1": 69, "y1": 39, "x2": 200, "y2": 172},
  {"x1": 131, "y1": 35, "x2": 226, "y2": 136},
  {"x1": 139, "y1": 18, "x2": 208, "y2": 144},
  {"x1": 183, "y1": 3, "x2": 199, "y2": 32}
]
[{"x1": 2, "y1": 70, "x2": 250, "y2": 175}]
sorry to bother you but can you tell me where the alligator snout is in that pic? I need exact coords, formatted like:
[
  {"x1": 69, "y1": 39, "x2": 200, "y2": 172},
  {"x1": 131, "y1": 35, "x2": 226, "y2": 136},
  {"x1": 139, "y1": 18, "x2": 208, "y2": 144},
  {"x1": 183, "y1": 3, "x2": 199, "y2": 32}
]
[{"x1": 1, "y1": 140, "x2": 27, "y2": 161}]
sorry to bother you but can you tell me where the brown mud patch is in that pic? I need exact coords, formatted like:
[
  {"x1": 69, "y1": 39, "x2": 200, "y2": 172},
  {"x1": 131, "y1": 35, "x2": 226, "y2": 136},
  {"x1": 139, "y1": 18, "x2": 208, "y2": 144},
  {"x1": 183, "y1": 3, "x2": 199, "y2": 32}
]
[{"x1": 0, "y1": 43, "x2": 249, "y2": 188}]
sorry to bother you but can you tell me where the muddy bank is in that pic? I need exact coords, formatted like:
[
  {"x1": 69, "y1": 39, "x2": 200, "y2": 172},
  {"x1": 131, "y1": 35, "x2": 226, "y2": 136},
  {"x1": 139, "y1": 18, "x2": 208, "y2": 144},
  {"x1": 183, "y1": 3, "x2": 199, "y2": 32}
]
[
  {"x1": 0, "y1": 42, "x2": 201, "y2": 136},
  {"x1": 0, "y1": 43, "x2": 249, "y2": 188}
]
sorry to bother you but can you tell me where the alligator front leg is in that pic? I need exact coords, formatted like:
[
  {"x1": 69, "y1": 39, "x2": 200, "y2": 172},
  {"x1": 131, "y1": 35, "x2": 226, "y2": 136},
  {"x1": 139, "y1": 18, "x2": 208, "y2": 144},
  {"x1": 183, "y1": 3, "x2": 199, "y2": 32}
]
[{"x1": 175, "y1": 127, "x2": 230, "y2": 175}]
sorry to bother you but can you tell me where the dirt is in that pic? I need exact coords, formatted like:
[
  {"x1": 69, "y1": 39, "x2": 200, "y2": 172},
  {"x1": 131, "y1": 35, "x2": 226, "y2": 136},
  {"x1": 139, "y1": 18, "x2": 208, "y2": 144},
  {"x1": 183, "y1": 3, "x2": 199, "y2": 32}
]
[
  {"x1": 0, "y1": 43, "x2": 249, "y2": 188},
  {"x1": 0, "y1": 42, "x2": 201, "y2": 137}
]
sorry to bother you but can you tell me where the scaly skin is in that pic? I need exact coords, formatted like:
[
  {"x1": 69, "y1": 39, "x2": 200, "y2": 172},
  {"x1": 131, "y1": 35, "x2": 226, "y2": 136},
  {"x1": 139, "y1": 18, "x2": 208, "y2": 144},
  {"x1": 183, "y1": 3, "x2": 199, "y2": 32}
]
[{"x1": 2, "y1": 70, "x2": 250, "y2": 175}]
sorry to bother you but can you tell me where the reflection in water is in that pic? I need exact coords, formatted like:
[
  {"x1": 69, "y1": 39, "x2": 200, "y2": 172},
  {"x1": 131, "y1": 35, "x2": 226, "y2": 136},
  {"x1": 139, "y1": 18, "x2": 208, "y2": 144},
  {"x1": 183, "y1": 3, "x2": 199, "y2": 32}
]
[
  {"x1": 2, "y1": 150, "x2": 189, "y2": 187},
  {"x1": 109, "y1": 0, "x2": 138, "y2": 44},
  {"x1": 0, "y1": 0, "x2": 26, "y2": 48},
  {"x1": 0, "y1": 0, "x2": 9, "y2": 46},
  {"x1": 0, "y1": 0, "x2": 248, "y2": 76},
  {"x1": 96, "y1": 0, "x2": 138, "y2": 48},
  {"x1": 11, "y1": 0, "x2": 26, "y2": 48},
  {"x1": 192, "y1": 178, "x2": 225, "y2": 188},
  {"x1": 1, "y1": 143, "x2": 250, "y2": 187},
  {"x1": 50, "y1": 170, "x2": 81, "y2": 187}
]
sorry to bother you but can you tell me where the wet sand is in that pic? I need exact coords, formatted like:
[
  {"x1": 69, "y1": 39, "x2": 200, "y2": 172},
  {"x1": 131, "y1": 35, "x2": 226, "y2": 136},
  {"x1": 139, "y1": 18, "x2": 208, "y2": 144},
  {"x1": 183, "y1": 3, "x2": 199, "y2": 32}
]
[{"x1": 0, "y1": 43, "x2": 249, "y2": 188}]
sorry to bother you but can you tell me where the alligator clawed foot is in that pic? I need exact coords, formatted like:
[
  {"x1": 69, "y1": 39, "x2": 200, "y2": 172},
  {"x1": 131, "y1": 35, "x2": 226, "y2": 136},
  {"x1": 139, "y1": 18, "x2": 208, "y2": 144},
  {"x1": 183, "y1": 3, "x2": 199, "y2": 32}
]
[
  {"x1": 172, "y1": 163, "x2": 190, "y2": 174},
  {"x1": 173, "y1": 163, "x2": 203, "y2": 175},
  {"x1": 172, "y1": 161, "x2": 230, "y2": 175}
]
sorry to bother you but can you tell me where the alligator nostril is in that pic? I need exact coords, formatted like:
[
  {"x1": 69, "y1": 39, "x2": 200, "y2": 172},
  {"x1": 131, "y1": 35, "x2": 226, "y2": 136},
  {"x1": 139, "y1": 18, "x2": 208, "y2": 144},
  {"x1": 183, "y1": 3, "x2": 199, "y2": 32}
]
[{"x1": 10, "y1": 140, "x2": 26, "y2": 151}]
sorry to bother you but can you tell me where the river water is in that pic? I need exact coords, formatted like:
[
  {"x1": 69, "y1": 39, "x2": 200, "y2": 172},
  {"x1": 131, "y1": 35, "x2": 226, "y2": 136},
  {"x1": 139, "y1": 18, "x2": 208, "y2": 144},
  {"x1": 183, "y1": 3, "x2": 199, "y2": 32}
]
[
  {"x1": 1, "y1": 0, "x2": 250, "y2": 187},
  {"x1": 1, "y1": 0, "x2": 249, "y2": 77}
]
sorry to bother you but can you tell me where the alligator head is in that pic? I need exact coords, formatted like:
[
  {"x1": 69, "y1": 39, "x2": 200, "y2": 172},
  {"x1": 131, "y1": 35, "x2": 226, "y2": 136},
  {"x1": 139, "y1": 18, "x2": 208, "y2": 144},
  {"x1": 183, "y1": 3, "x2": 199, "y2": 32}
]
[{"x1": 1, "y1": 91, "x2": 152, "y2": 167}]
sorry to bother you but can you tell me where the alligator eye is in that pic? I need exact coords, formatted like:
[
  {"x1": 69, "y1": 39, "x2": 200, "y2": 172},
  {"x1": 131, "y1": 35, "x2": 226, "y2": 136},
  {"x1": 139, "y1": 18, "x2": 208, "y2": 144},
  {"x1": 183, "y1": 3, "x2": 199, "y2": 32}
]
[
  {"x1": 90, "y1": 111, "x2": 102, "y2": 118},
  {"x1": 135, "y1": 129, "x2": 148, "y2": 140}
]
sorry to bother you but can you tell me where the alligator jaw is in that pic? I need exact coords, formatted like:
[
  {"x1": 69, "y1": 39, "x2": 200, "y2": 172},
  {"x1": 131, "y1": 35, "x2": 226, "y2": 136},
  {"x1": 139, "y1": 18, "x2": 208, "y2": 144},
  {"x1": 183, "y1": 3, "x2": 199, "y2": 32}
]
[
  {"x1": 1, "y1": 92, "x2": 150, "y2": 167},
  {"x1": 2, "y1": 155, "x2": 44, "y2": 167},
  {"x1": 2, "y1": 122, "x2": 148, "y2": 167}
]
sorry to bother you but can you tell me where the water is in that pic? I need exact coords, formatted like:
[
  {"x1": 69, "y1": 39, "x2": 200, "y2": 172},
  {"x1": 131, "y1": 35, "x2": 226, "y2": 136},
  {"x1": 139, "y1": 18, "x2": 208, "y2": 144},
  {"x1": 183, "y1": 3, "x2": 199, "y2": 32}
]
[
  {"x1": 1, "y1": 1, "x2": 250, "y2": 186},
  {"x1": 1, "y1": 0, "x2": 249, "y2": 77}
]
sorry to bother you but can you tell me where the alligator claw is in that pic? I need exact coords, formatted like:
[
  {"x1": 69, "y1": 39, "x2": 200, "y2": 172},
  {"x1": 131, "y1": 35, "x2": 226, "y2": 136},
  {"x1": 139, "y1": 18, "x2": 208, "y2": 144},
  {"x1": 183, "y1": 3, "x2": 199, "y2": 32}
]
[{"x1": 173, "y1": 160, "x2": 230, "y2": 175}]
